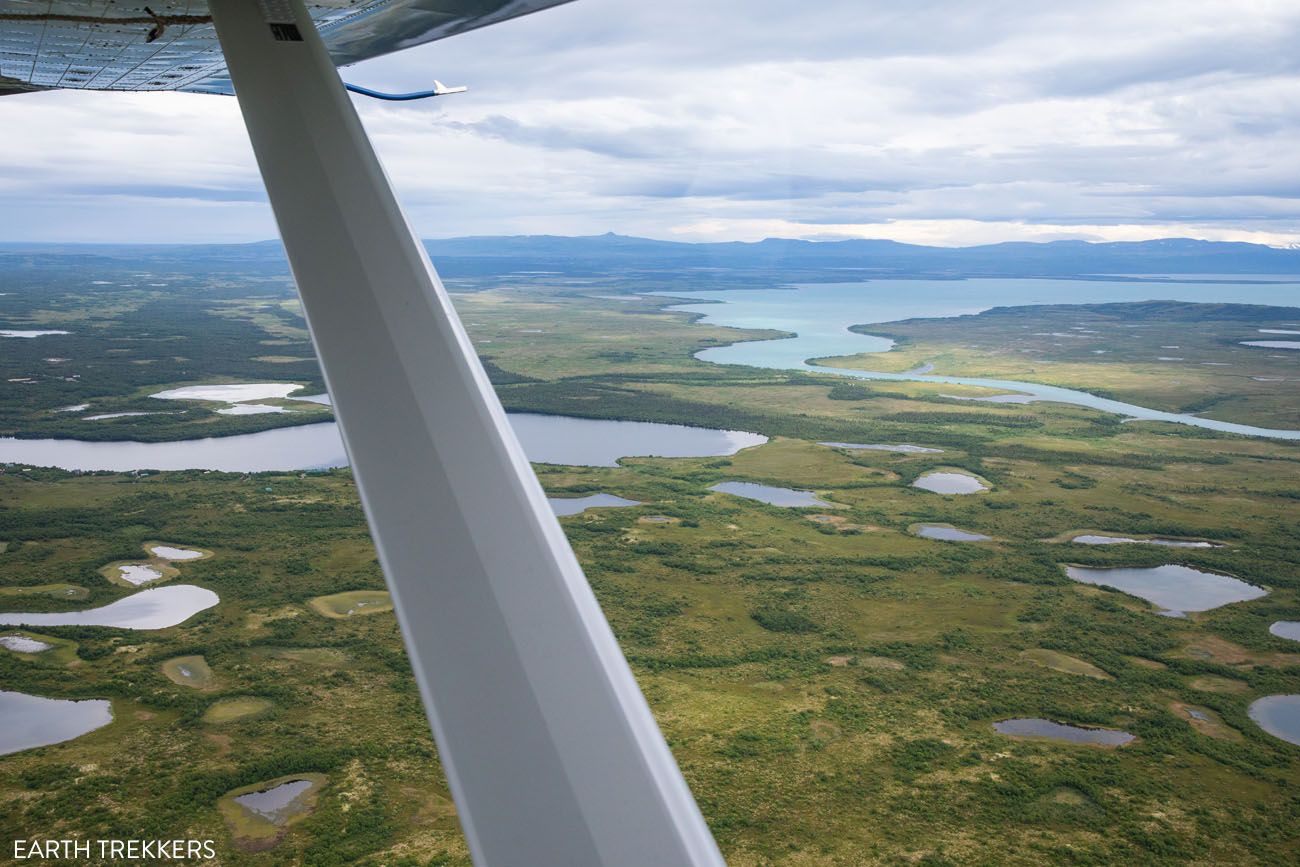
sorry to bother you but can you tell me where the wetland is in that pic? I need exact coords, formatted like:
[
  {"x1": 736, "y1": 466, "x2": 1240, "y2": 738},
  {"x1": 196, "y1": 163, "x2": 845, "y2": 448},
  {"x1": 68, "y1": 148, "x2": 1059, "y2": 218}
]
[{"x1": 2, "y1": 255, "x2": 1300, "y2": 865}]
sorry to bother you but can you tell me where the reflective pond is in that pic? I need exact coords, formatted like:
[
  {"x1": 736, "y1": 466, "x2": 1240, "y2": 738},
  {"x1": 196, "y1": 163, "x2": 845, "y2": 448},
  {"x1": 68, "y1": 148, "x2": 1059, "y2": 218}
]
[
  {"x1": 150, "y1": 383, "x2": 305, "y2": 403},
  {"x1": 710, "y1": 481, "x2": 833, "y2": 507},
  {"x1": 993, "y1": 718, "x2": 1134, "y2": 746},
  {"x1": 148, "y1": 545, "x2": 205, "y2": 561},
  {"x1": 1269, "y1": 622, "x2": 1300, "y2": 642},
  {"x1": 549, "y1": 494, "x2": 641, "y2": 516},
  {"x1": 0, "y1": 690, "x2": 112, "y2": 755},
  {"x1": 0, "y1": 413, "x2": 766, "y2": 471},
  {"x1": 215, "y1": 404, "x2": 290, "y2": 415},
  {"x1": 1248, "y1": 695, "x2": 1300, "y2": 746},
  {"x1": 912, "y1": 472, "x2": 988, "y2": 494},
  {"x1": 1064, "y1": 564, "x2": 1266, "y2": 616},
  {"x1": 1068, "y1": 534, "x2": 1219, "y2": 548},
  {"x1": 113, "y1": 564, "x2": 165, "y2": 586},
  {"x1": 912, "y1": 524, "x2": 990, "y2": 542},
  {"x1": 819, "y1": 442, "x2": 943, "y2": 454},
  {"x1": 0, "y1": 634, "x2": 53, "y2": 653},
  {"x1": 233, "y1": 779, "x2": 318, "y2": 823},
  {"x1": 0, "y1": 585, "x2": 219, "y2": 630}
]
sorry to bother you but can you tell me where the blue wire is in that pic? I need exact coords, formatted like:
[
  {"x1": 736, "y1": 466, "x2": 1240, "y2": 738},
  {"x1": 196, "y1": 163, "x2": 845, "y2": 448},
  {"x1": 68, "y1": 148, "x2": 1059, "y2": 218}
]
[{"x1": 344, "y1": 83, "x2": 445, "y2": 101}]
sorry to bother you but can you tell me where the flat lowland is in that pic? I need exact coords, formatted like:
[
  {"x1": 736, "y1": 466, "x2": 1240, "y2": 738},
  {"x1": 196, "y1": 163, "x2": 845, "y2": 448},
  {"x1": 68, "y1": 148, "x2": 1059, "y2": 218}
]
[
  {"x1": 0, "y1": 266, "x2": 1298, "y2": 865},
  {"x1": 830, "y1": 300, "x2": 1300, "y2": 428}
]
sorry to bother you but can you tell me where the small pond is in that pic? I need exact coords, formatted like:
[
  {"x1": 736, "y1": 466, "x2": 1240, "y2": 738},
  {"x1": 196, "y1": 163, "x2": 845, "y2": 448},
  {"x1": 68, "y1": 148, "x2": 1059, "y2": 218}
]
[
  {"x1": 150, "y1": 383, "x2": 305, "y2": 403},
  {"x1": 820, "y1": 442, "x2": 943, "y2": 454},
  {"x1": 710, "y1": 481, "x2": 833, "y2": 507},
  {"x1": 912, "y1": 471, "x2": 988, "y2": 495},
  {"x1": 234, "y1": 779, "x2": 317, "y2": 822},
  {"x1": 0, "y1": 690, "x2": 113, "y2": 755},
  {"x1": 215, "y1": 404, "x2": 290, "y2": 415},
  {"x1": 113, "y1": 564, "x2": 166, "y2": 586},
  {"x1": 148, "y1": 544, "x2": 205, "y2": 561},
  {"x1": 1069, "y1": 534, "x2": 1218, "y2": 548},
  {"x1": 1248, "y1": 695, "x2": 1300, "y2": 746},
  {"x1": 549, "y1": 494, "x2": 641, "y2": 516},
  {"x1": 0, "y1": 585, "x2": 219, "y2": 630},
  {"x1": 162, "y1": 655, "x2": 215, "y2": 689},
  {"x1": 912, "y1": 524, "x2": 990, "y2": 542},
  {"x1": 1064, "y1": 564, "x2": 1266, "y2": 616},
  {"x1": 1269, "y1": 622, "x2": 1300, "y2": 642},
  {"x1": 0, "y1": 634, "x2": 53, "y2": 653},
  {"x1": 993, "y1": 718, "x2": 1134, "y2": 746}
]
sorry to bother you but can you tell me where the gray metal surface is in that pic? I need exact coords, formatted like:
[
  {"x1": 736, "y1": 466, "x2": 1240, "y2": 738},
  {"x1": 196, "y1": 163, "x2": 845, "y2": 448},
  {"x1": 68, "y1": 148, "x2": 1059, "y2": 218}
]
[
  {"x1": 207, "y1": 0, "x2": 726, "y2": 863},
  {"x1": 0, "y1": 0, "x2": 571, "y2": 95}
]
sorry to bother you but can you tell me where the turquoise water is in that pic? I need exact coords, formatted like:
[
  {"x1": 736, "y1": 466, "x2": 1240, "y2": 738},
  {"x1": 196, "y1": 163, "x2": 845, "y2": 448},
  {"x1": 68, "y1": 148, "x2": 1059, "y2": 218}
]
[{"x1": 660, "y1": 278, "x2": 1300, "y2": 439}]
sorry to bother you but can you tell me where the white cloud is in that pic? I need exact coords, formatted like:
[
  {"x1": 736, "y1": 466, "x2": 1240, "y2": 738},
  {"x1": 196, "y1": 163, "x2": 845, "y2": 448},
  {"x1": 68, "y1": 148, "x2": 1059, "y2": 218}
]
[{"x1": 1, "y1": 0, "x2": 1298, "y2": 244}]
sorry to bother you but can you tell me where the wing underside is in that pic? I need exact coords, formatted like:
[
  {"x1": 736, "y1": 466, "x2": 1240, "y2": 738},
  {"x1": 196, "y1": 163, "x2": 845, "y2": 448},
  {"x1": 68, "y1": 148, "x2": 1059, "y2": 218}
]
[{"x1": 0, "y1": 0, "x2": 569, "y2": 95}]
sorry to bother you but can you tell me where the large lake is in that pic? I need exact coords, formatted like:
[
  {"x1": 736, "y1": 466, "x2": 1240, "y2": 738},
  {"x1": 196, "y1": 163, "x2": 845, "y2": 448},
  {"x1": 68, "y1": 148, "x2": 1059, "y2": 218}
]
[
  {"x1": 661, "y1": 278, "x2": 1300, "y2": 440},
  {"x1": 0, "y1": 413, "x2": 766, "y2": 472}
]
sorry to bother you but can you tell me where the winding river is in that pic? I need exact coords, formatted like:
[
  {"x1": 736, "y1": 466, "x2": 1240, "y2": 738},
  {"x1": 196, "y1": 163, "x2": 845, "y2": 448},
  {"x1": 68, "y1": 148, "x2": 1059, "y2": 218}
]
[{"x1": 660, "y1": 277, "x2": 1300, "y2": 440}]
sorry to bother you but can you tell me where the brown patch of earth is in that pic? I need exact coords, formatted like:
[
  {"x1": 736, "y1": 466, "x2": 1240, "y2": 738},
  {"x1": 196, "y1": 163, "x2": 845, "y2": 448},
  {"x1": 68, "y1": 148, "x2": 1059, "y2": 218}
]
[
  {"x1": 1188, "y1": 675, "x2": 1249, "y2": 694},
  {"x1": 1170, "y1": 701, "x2": 1242, "y2": 741},
  {"x1": 1178, "y1": 635, "x2": 1300, "y2": 668},
  {"x1": 806, "y1": 514, "x2": 878, "y2": 532}
]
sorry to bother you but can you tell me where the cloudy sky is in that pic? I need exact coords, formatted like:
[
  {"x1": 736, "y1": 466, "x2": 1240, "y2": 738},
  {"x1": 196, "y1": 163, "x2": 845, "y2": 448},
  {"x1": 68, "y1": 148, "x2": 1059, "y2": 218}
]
[{"x1": 2, "y1": 0, "x2": 1299, "y2": 245}]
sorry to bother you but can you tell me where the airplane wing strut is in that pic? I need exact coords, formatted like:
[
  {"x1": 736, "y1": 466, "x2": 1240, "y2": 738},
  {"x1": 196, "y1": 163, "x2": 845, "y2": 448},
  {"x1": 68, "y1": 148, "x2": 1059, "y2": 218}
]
[{"x1": 207, "y1": 1, "x2": 726, "y2": 864}]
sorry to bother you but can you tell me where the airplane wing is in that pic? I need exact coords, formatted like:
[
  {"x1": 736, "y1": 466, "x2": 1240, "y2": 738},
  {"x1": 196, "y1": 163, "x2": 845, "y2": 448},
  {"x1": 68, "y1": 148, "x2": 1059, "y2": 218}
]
[
  {"x1": 0, "y1": 2, "x2": 727, "y2": 865},
  {"x1": 0, "y1": 0, "x2": 571, "y2": 96}
]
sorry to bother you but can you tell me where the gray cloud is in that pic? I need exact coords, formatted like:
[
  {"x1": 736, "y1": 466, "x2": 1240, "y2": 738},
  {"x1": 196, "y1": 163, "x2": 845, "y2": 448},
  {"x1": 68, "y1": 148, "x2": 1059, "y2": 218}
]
[{"x1": 0, "y1": 0, "x2": 1298, "y2": 244}]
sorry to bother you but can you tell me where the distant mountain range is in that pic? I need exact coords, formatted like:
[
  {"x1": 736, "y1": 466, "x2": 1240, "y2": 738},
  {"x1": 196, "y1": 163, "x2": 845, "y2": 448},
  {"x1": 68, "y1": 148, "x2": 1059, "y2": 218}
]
[{"x1": 3, "y1": 233, "x2": 1300, "y2": 279}]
